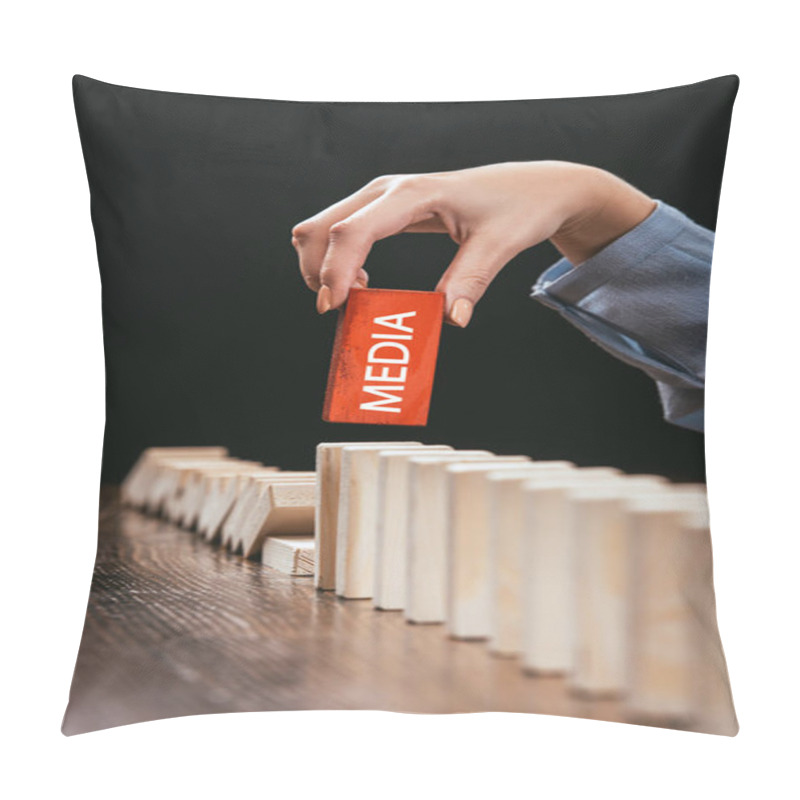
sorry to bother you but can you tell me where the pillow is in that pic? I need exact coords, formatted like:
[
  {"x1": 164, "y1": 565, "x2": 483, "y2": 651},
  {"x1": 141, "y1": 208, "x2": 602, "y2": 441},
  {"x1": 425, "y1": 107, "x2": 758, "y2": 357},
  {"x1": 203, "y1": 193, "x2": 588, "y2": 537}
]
[{"x1": 64, "y1": 74, "x2": 738, "y2": 736}]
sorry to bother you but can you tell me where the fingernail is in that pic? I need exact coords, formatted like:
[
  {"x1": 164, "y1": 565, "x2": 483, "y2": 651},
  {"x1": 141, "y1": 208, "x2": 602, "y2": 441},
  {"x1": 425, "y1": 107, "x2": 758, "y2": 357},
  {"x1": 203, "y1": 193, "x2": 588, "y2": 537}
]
[
  {"x1": 450, "y1": 298, "x2": 473, "y2": 328},
  {"x1": 317, "y1": 285, "x2": 332, "y2": 314},
  {"x1": 355, "y1": 278, "x2": 368, "y2": 289}
]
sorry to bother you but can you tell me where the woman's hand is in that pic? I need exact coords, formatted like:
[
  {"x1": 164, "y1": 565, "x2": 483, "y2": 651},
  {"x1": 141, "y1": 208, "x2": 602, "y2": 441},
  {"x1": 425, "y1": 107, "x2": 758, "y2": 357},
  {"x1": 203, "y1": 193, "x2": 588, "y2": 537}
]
[{"x1": 291, "y1": 161, "x2": 656, "y2": 327}]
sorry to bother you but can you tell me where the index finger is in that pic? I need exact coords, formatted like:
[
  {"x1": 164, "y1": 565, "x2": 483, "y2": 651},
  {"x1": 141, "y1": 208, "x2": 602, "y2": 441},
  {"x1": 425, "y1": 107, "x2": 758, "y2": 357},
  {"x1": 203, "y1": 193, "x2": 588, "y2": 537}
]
[
  {"x1": 317, "y1": 189, "x2": 437, "y2": 310},
  {"x1": 291, "y1": 176, "x2": 394, "y2": 291}
]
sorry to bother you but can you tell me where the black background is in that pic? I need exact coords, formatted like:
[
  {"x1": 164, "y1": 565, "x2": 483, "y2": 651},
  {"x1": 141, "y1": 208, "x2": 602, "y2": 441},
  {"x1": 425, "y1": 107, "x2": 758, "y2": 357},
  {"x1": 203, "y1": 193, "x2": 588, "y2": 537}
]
[{"x1": 73, "y1": 75, "x2": 737, "y2": 484}]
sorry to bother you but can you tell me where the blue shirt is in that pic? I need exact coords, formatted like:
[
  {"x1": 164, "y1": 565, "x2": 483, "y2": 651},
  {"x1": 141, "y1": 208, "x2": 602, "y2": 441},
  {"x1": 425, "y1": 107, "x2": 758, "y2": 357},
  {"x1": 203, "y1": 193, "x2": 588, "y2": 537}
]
[{"x1": 531, "y1": 201, "x2": 712, "y2": 432}]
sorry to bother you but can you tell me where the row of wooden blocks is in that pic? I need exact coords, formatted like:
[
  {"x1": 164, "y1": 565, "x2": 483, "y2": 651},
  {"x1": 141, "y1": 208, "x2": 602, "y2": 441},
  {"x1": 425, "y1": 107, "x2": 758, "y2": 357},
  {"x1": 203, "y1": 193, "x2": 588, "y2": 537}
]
[
  {"x1": 120, "y1": 447, "x2": 317, "y2": 573},
  {"x1": 119, "y1": 443, "x2": 736, "y2": 734},
  {"x1": 316, "y1": 441, "x2": 736, "y2": 733}
]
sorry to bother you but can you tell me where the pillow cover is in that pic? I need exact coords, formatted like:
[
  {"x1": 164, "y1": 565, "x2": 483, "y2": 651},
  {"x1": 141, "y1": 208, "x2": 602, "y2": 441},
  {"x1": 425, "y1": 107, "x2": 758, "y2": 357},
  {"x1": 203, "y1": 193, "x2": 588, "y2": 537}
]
[{"x1": 64, "y1": 74, "x2": 738, "y2": 736}]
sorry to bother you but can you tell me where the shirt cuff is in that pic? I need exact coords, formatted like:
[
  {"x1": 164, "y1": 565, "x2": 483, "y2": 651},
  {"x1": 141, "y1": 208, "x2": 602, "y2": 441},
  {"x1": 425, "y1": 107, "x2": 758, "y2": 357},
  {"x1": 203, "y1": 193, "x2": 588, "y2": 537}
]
[{"x1": 530, "y1": 200, "x2": 690, "y2": 307}]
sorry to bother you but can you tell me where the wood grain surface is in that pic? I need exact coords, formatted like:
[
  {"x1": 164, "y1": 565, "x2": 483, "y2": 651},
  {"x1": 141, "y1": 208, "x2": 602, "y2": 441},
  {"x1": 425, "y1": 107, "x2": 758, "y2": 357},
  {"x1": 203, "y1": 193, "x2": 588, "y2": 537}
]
[{"x1": 64, "y1": 490, "x2": 633, "y2": 735}]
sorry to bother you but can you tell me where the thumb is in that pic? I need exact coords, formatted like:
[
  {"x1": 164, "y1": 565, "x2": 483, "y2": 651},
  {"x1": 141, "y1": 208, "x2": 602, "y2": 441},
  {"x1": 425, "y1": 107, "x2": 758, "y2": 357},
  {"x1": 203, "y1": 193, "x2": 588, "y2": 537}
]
[{"x1": 435, "y1": 235, "x2": 514, "y2": 327}]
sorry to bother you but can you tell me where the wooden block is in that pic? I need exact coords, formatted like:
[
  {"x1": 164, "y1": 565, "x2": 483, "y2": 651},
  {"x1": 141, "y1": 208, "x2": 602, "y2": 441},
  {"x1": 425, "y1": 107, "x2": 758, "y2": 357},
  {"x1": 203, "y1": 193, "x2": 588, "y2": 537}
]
[
  {"x1": 222, "y1": 472, "x2": 315, "y2": 553},
  {"x1": 445, "y1": 458, "x2": 535, "y2": 640},
  {"x1": 198, "y1": 467, "x2": 279, "y2": 543},
  {"x1": 322, "y1": 288, "x2": 445, "y2": 426},
  {"x1": 191, "y1": 465, "x2": 276, "y2": 538},
  {"x1": 262, "y1": 536, "x2": 315, "y2": 576},
  {"x1": 170, "y1": 459, "x2": 260, "y2": 530},
  {"x1": 220, "y1": 475, "x2": 264, "y2": 550},
  {"x1": 121, "y1": 447, "x2": 229, "y2": 508},
  {"x1": 520, "y1": 468, "x2": 621, "y2": 675},
  {"x1": 165, "y1": 460, "x2": 263, "y2": 528},
  {"x1": 486, "y1": 462, "x2": 576, "y2": 656},
  {"x1": 240, "y1": 480, "x2": 316, "y2": 560},
  {"x1": 568, "y1": 476, "x2": 670, "y2": 698},
  {"x1": 373, "y1": 445, "x2": 453, "y2": 610},
  {"x1": 679, "y1": 505, "x2": 739, "y2": 736},
  {"x1": 336, "y1": 443, "x2": 428, "y2": 598},
  {"x1": 140, "y1": 456, "x2": 229, "y2": 514},
  {"x1": 625, "y1": 486, "x2": 715, "y2": 727},
  {"x1": 220, "y1": 470, "x2": 292, "y2": 549},
  {"x1": 315, "y1": 442, "x2": 419, "y2": 591},
  {"x1": 145, "y1": 457, "x2": 238, "y2": 516},
  {"x1": 404, "y1": 451, "x2": 496, "y2": 624}
]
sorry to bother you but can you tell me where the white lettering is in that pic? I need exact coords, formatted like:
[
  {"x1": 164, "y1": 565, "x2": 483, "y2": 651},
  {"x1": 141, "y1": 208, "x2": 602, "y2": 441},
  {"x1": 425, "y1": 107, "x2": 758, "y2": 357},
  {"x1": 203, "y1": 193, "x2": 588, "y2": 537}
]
[
  {"x1": 373, "y1": 311, "x2": 417, "y2": 334},
  {"x1": 367, "y1": 342, "x2": 410, "y2": 364},
  {"x1": 361, "y1": 310, "x2": 417, "y2": 414},
  {"x1": 359, "y1": 386, "x2": 405, "y2": 413},
  {"x1": 364, "y1": 364, "x2": 408, "y2": 383}
]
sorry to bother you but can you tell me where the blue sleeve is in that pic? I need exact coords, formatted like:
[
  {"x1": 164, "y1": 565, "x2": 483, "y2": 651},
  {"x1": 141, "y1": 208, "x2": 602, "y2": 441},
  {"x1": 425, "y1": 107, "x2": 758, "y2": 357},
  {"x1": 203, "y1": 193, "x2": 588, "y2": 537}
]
[{"x1": 530, "y1": 201, "x2": 713, "y2": 432}]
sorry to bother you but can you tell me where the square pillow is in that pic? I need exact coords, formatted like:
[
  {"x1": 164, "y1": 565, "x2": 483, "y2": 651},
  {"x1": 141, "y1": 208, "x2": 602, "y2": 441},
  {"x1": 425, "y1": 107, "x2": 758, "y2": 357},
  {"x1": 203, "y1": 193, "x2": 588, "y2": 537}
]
[{"x1": 64, "y1": 74, "x2": 738, "y2": 735}]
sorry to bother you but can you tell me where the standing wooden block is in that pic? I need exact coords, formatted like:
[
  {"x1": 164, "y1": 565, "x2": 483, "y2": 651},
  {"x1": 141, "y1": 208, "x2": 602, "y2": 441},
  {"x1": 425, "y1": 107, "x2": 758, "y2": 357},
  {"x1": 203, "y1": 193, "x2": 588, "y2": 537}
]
[
  {"x1": 679, "y1": 506, "x2": 739, "y2": 736},
  {"x1": 315, "y1": 442, "x2": 418, "y2": 591},
  {"x1": 322, "y1": 288, "x2": 445, "y2": 426},
  {"x1": 404, "y1": 451, "x2": 495, "y2": 624},
  {"x1": 625, "y1": 486, "x2": 712, "y2": 727},
  {"x1": 121, "y1": 447, "x2": 229, "y2": 508},
  {"x1": 240, "y1": 480, "x2": 316, "y2": 559},
  {"x1": 445, "y1": 458, "x2": 533, "y2": 640},
  {"x1": 336, "y1": 443, "x2": 428, "y2": 598},
  {"x1": 222, "y1": 472, "x2": 315, "y2": 553},
  {"x1": 520, "y1": 468, "x2": 620, "y2": 675},
  {"x1": 568, "y1": 476, "x2": 669, "y2": 698},
  {"x1": 373, "y1": 445, "x2": 453, "y2": 610},
  {"x1": 198, "y1": 467, "x2": 278, "y2": 543},
  {"x1": 486, "y1": 462, "x2": 575, "y2": 656}
]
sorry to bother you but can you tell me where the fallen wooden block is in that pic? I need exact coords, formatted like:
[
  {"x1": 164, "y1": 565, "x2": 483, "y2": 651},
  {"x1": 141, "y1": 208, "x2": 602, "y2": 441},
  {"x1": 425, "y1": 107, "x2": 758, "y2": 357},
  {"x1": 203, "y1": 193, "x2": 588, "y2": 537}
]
[
  {"x1": 186, "y1": 463, "x2": 274, "y2": 532},
  {"x1": 220, "y1": 471, "x2": 288, "y2": 550},
  {"x1": 625, "y1": 486, "x2": 713, "y2": 728},
  {"x1": 336, "y1": 443, "x2": 430, "y2": 598},
  {"x1": 144, "y1": 457, "x2": 239, "y2": 516},
  {"x1": 520, "y1": 467, "x2": 621, "y2": 675},
  {"x1": 373, "y1": 445, "x2": 453, "y2": 610},
  {"x1": 568, "y1": 475, "x2": 671, "y2": 698},
  {"x1": 262, "y1": 536, "x2": 315, "y2": 576},
  {"x1": 315, "y1": 442, "x2": 415, "y2": 591},
  {"x1": 222, "y1": 472, "x2": 316, "y2": 553},
  {"x1": 165, "y1": 460, "x2": 263, "y2": 528},
  {"x1": 240, "y1": 480, "x2": 316, "y2": 560},
  {"x1": 121, "y1": 447, "x2": 229, "y2": 508},
  {"x1": 198, "y1": 467, "x2": 279, "y2": 543},
  {"x1": 486, "y1": 462, "x2": 576, "y2": 656},
  {"x1": 404, "y1": 451, "x2": 497, "y2": 625},
  {"x1": 323, "y1": 287, "x2": 445, "y2": 426}
]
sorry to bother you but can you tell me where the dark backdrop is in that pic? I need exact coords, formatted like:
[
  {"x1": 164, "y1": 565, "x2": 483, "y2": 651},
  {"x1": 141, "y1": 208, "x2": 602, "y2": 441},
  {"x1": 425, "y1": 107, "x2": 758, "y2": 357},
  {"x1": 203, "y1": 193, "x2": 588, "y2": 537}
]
[{"x1": 73, "y1": 75, "x2": 738, "y2": 483}]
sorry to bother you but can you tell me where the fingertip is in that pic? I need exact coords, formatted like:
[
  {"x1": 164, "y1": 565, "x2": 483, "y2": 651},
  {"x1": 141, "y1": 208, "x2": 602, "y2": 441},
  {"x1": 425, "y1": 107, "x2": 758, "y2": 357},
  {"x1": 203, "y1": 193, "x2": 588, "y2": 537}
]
[
  {"x1": 316, "y1": 285, "x2": 332, "y2": 314},
  {"x1": 355, "y1": 268, "x2": 369, "y2": 288},
  {"x1": 448, "y1": 297, "x2": 473, "y2": 328},
  {"x1": 323, "y1": 277, "x2": 357, "y2": 310}
]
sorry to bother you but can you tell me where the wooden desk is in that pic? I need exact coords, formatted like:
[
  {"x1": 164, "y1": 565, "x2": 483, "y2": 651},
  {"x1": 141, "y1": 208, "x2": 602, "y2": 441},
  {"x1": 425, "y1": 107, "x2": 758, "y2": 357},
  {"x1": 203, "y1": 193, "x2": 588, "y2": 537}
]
[{"x1": 63, "y1": 493, "x2": 628, "y2": 735}]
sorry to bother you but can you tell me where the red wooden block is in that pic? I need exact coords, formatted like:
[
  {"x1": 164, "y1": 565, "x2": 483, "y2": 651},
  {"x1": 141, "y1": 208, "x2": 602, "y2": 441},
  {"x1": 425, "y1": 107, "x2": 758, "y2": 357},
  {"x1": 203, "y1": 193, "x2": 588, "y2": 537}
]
[{"x1": 323, "y1": 288, "x2": 445, "y2": 426}]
